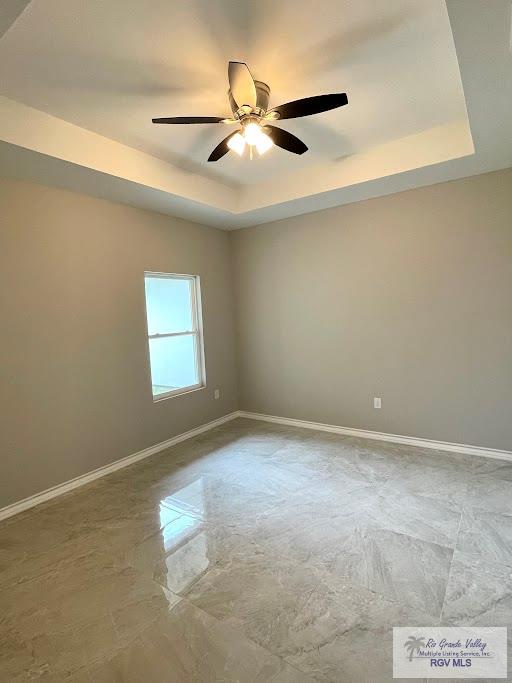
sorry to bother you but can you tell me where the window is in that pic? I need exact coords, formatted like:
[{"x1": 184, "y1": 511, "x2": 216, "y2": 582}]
[{"x1": 144, "y1": 272, "x2": 205, "y2": 400}]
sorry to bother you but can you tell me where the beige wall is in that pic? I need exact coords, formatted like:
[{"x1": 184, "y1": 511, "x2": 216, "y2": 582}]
[
  {"x1": 2, "y1": 168, "x2": 511, "y2": 509},
  {"x1": 0, "y1": 178, "x2": 238, "y2": 507},
  {"x1": 232, "y1": 169, "x2": 512, "y2": 451}
]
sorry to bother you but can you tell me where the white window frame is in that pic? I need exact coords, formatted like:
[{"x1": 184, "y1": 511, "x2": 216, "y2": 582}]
[{"x1": 144, "y1": 271, "x2": 206, "y2": 402}]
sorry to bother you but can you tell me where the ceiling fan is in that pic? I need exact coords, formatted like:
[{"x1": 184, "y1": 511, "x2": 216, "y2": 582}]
[{"x1": 152, "y1": 61, "x2": 348, "y2": 162}]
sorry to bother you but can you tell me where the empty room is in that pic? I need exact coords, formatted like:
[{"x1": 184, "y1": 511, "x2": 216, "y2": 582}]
[{"x1": 1, "y1": 1, "x2": 511, "y2": 681}]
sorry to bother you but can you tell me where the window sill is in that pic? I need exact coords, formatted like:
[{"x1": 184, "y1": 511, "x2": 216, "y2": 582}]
[{"x1": 152, "y1": 384, "x2": 206, "y2": 402}]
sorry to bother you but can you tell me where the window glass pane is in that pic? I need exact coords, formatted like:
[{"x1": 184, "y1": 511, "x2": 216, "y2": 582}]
[
  {"x1": 144, "y1": 276, "x2": 193, "y2": 335},
  {"x1": 149, "y1": 334, "x2": 198, "y2": 396}
]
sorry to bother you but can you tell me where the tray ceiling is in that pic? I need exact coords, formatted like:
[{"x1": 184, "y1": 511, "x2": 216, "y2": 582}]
[{"x1": 0, "y1": 0, "x2": 511, "y2": 228}]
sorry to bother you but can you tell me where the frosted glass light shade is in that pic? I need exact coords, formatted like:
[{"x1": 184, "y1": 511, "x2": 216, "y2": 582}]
[
  {"x1": 255, "y1": 131, "x2": 273, "y2": 155},
  {"x1": 227, "y1": 133, "x2": 246, "y2": 156},
  {"x1": 244, "y1": 122, "x2": 262, "y2": 145}
]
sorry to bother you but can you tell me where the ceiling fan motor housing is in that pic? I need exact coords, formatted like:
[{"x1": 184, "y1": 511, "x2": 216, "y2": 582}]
[{"x1": 229, "y1": 80, "x2": 271, "y2": 121}]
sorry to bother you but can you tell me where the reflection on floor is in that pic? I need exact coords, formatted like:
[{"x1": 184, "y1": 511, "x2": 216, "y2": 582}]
[{"x1": 1, "y1": 418, "x2": 511, "y2": 681}]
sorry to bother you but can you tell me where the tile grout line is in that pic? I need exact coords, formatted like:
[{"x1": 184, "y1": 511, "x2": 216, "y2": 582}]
[
  {"x1": 438, "y1": 482, "x2": 468, "y2": 625},
  {"x1": 164, "y1": 591, "x2": 317, "y2": 681}
]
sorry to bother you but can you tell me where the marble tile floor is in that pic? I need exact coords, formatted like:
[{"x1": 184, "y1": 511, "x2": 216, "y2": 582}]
[{"x1": 1, "y1": 418, "x2": 511, "y2": 682}]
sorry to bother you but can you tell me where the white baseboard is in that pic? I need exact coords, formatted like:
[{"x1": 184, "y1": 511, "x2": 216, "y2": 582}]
[
  {"x1": 238, "y1": 411, "x2": 512, "y2": 462},
  {"x1": 0, "y1": 412, "x2": 239, "y2": 522},
  {"x1": 3, "y1": 409, "x2": 510, "y2": 523}
]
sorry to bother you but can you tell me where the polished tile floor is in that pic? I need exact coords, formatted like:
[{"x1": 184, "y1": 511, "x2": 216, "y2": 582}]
[{"x1": 1, "y1": 418, "x2": 511, "y2": 682}]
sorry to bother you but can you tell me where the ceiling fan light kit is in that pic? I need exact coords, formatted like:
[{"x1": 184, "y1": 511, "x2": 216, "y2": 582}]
[
  {"x1": 152, "y1": 62, "x2": 348, "y2": 162},
  {"x1": 227, "y1": 132, "x2": 246, "y2": 156}
]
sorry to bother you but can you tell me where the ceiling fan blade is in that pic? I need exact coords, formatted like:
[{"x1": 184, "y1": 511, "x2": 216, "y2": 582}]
[
  {"x1": 264, "y1": 125, "x2": 308, "y2": 155},
  {"x1": 208, "y1": 132, "x2": 237, "y2": 162},
  {"x1": 228, "y1": 61, "x2": 257, "y2": 109},
  {"x1": 268, "y1": 93, "x2": 348, "y2": 120},
  {"x1": 152, "y1": 116, "x2": 225, "y2": 124}
]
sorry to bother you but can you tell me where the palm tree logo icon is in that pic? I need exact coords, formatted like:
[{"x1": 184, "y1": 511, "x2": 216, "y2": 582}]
[{"x1": 404, "y1": 636, "x2": 426, "y2": 661}]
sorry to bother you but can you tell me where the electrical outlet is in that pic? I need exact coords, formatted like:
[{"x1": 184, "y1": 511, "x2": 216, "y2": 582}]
[
  {"x1": 374, "y1": 397, "x2": 382, "y2": 409},
  {"x1": 214, "y1": 389, "x2": 220, "y2": 400}
]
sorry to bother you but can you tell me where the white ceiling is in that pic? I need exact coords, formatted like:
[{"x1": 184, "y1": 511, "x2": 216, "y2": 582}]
[
  {"x1": 0, "y1": 0, "x2": 468, "y2": 186},
  {"x1": 0, "y1": 0, "x2": 511, "y2": 228}
]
